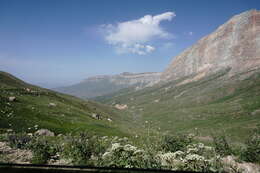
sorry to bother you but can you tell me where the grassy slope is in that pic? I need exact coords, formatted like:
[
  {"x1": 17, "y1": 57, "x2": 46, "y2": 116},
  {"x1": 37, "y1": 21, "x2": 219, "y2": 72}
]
[
  {"x1": 54, "y1": 78, "x2": 131, "y2": 99},
  {"x1": 0, "y1": 71, "x2": 132, "y2": 136},
  {"x1": 94, "y1": 68, "x2": 260, "y2": 142}
]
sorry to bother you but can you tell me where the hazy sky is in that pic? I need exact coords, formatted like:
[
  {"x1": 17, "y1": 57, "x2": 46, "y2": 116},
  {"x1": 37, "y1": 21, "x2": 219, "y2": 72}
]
[{"x1": 1, "y1": 0, "x2": 260, "y2": 88}]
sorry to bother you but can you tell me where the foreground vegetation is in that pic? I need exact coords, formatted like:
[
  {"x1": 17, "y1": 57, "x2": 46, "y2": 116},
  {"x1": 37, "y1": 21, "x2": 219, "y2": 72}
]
[{"x1": 0, "y1": 126, "x2": 259, "y2": 172}]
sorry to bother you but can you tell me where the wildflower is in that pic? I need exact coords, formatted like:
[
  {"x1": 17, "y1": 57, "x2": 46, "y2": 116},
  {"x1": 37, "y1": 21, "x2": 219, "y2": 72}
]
[
  {"x1": 185, "y1": 154, "x2": 205, "y2": 161},
  {"x1": 124, "y1": 144, "x2": 137, "y2": 152},
  {"x1": 102, "y1": 152, "x2": 111, "y2": 159},
  {"x1": 111, "y1": 143, "x2": 121, "y2": 151}
]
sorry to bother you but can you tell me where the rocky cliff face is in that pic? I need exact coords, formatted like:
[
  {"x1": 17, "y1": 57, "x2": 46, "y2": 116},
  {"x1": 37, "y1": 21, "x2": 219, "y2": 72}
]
[
  {"x1": 161, "y1": 10, "x2": 260, "y2": 82},
  {"x1": 55, "y1": 72, "x2": 160, "y2": 99}
]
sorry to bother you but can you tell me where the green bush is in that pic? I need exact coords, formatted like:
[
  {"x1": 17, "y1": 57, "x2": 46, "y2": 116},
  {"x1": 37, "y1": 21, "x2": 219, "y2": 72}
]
[
  {"x1": 157, "y1": 143, "x2": 224, "y2": 172},
  {"x1": 28, "y1": 137, "x2": 57, "y2": 164},
  {"x1": 62, "y1": 132, "x2": 94, "y2": 165},
  {"x1": 241, "y1": 131, "x2": 260, "y2": 163},
  {"x1": 89, "y1": 136, "x2": 110, "y2": 158},
  {"x1": 0, "y1": 133, "x2": 8, "y2": 141},
  {"x1": 212, "y1": 135, "x2": 232, "y2": 156},
  {"x1": 160, "y1": 134, "x2": 194, "y2": 152},
  {"x1": 101, "y1": 142, "x2": 161, "y2": 169}
]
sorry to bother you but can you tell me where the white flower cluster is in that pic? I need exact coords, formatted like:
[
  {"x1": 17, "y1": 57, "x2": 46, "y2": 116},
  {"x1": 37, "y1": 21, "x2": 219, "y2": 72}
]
[
  {"x1": 102, "y1": 151, "x2": 111, "y2": 159},
  {"x1": 123, "y1": 144, "x2": 137, "y2": 152},
  {"x1": 157, "y1": 151, "x2": 187, "y2": 167},
  {"x1": 111, "y1": 143, "x2": 121, "y2": 151},
  {"x1": 157, "y1": 143, "x2": 221, "y2": 172},
  {"x1": 101, "y1": 142, "x2": 148, "y2": 168},
  {"x1": 186, "y1": 143, "x2": 213, "y2": 155},
  {"x1": 185, "y1": 154, "x2": 205, "y2": 161},
  {"x1": 104, "y1": 142, "x2": 141, "y2": 154}
]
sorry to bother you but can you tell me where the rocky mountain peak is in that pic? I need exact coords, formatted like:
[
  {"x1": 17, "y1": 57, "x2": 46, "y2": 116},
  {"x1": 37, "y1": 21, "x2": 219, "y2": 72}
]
[{"x1": 161, "y1": 9, "x2": 260, "y2": 82}]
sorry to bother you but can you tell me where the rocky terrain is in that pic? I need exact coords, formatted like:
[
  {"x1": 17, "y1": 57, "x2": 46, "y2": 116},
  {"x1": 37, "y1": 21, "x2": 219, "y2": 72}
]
[
  {"x1": 55, "y1": 72, "x2": 160, "y2": 99},
  {"x1": 161, "y1": 9, "x2": 260, "y2": 82}
]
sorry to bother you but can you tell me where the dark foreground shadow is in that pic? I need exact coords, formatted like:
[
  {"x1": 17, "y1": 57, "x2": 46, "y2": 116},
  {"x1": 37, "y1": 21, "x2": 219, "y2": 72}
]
[{"x1": 0, "y1": 163, "x2": 200, "y2": 173}]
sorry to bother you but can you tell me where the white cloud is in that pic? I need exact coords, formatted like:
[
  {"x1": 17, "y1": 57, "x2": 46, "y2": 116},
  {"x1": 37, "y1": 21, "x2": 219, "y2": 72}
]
[
  {"x1": 146, "y1": 45, "x2": 155, "y2": 52},
  {"x1": 101, "y1": 12, "x2": 175, "y2": 55},
  {"x1": 188, "y1": 31, "x2": 193, "y2": 36}
]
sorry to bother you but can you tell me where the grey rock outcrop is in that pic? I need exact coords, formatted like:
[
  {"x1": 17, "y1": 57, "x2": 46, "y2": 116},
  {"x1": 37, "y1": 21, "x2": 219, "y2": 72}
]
[
  {"x1": 8, "y1": 96, "x2": 16, "y2": 102},
  {"x1": 48, "y1": 103, "x2": 57, "y2": 107},
  {"x1": 35, "y1": 129, "x2": 55, "y2": 136}
]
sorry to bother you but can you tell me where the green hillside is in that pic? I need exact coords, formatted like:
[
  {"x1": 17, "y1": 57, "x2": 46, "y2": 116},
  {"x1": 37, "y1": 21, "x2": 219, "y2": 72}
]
[
  {"x1": 54, "y1": 78, "x2": 131, "y2": 99},
  {"x1": 0, "y1": 71, "x2": 131, "y2": 136},
  {"x1": 94, "y1": 68, "x2": 260, "y2": 142}
]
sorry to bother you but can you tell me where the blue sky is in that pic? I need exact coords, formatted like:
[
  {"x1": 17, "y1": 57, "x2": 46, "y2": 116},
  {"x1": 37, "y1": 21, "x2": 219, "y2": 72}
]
[{"x1": 0, "y1": 0, "x2": 260, "y2": 88}]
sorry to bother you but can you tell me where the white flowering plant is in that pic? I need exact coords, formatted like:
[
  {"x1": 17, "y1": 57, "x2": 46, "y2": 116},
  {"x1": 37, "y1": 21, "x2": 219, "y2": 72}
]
[
  {"x1": 101, "y1": 142, "x2": 161, "y2": 168},
  {"x1": 156, "y1": 142, "x2": 223, "y2": 172}
]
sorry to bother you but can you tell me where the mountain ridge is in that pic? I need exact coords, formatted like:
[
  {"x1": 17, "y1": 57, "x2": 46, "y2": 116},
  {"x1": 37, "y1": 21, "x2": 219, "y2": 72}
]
[
  {"x1": 54, "y1": 72, "x2": 161, "y2": 99},
  {"x1": 160, "y1": 9, "x2": 260, "y2": 82}
]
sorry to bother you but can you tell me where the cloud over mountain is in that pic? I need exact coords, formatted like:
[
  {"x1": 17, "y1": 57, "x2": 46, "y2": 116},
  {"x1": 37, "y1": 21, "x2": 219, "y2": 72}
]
[{"x1": 102, "y1": 12, "x2": 175, "y2": 55}]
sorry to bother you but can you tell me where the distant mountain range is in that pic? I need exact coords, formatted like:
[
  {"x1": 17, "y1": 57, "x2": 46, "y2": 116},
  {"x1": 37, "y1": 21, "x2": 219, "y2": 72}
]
[{"x1": 54, "y1": 72, "x2": 161, "y2": 99}]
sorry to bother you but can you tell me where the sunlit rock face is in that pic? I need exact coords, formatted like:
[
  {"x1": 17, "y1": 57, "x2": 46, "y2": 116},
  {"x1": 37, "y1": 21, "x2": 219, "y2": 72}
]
[{"x1": 161, "y1": 10, "x2": 260, "y2": 82}]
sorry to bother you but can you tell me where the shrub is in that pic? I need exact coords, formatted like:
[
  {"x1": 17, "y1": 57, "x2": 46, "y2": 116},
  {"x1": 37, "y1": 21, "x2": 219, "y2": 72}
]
[
  {"x1": 212, "y1": 135, "x2": 232, "y2": 156},
  {"x1": 157, "y1": 143, "x2": 224, "y2": 172},
  {"x1": 0, "y1": 133, "x2": 8, "y2": 141},
  {"x1": 62, "y1": 133, "x2": 94, "y2": 165},
  {"x1": 241, "y1": 132, "x2": 260, "y2": 163},
  {"x1": 89, "y1": 136, "x2": 111, "y2": 158},
  {"x1": 101, "y1": 142, "x2": 161, "y2": 169},
  {"x1": 28, "y1": 137, "x2": 57, "y2": 164},
  {"x1": 7, "y1": 133, "x2": 31, "y2": 149},
  {"x1": 160, "y1": 134, "x2": 194, "y2": 152}
]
